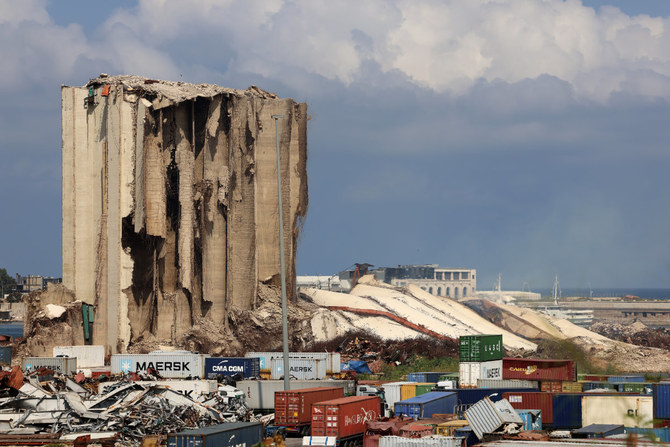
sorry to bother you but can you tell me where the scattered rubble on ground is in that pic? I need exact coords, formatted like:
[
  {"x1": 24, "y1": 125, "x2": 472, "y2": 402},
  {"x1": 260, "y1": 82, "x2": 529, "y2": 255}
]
[{"x1": 589, "y1": 321, "x2": 670, "y2": 350}]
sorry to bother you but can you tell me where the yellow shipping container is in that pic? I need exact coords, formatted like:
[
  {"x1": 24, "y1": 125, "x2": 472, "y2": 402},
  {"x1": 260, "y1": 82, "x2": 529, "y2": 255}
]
[
  {"x1": 400, "y1": 383, "x2": 433, "y2": 401},
  {"x1": 581, "y1": 395, "x2": 653, "y2": 428},
  {"x1": 561, "y1": 381, "x2": 582, "y2": 393},
  {"x1": 435, "y1": 420, "x2": 470, "y2": 437}
]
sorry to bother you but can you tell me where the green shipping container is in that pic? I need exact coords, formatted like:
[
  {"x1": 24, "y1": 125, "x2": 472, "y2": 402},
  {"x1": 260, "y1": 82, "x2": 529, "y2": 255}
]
[
  {"x1": 459, "y1": 335, "x2": 503, "y2": 362},
  {"x1": 439, "y1": 373, "x2": 459, "y2": 382},
  {"x1": 416, "y1": 384, "x2": 434, "y2": 396},
  {"x1": 616, "y1": 383, "x2": 651, "y2": 394}
]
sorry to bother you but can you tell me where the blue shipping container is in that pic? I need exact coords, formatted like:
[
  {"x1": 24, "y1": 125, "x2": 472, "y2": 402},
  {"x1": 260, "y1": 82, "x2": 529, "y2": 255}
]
[
  {"x1": 168, "y1": 422, "x2": 263, "y2": 447},
  {"x1": 572, "y1": 424, "x2": 624, "y2": 439},
  {"x1": 0, "y1": 346, "x2": 10, "y2": 366},
  {"x1": 624, "y1": 428, "x2": 670, "y2": 443},
  {"x1": 552, "y1": 394, "x2": 583, "y2": 429},
  {"x1": 394, "y1": 391, "x2": 458, "y2": 419},
  {"x1": 455, "y1": 388, "x2": 537, "y2": 406},
  {"x1": 204, "y1": 357, "x2": 260, "y2": 379},
  {"x1": 607, "y1": 375, "x2": 645, "y2": 383},
  {"x1": 516, "y1": 409, "x2": 542, "y2": 430},
  {"x1": 581, "y1": 382, "x2": 616, "y2": 391},
  {"x1": 454, "y1": 426, "x2": 478, "y2": 447},
  {"x1": 654, "y1": 383, "x2": 670, "y2": 419},
  {"x1": 407, "y1": 372, "x2": 443, "y2": 383}
]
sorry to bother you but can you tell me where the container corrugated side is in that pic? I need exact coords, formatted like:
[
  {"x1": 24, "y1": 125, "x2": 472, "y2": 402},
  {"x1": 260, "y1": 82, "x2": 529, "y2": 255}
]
[
  {"x1": 383, "y1": 382, "x2": 413, "y2": 416},
  {"x1": 458, "y1": 361, "x2": 502, "y2": 388},
  {"x1": 312, "y1": 396, "x2": 381, "y2": 439},
  {"x1": 581, "y1": 395, "x2": 653, "y2": 428},
  {"x1": 607, "y1": 375, "x2": 645, "y2": 383},
  {"x1": 246, "y1": 352, "x2": 341, "y2": 373},
  {"x1": 408, "y1": 372, "x2": 442, "y2": 383},
  {"x1": 379, "y1": 436, "x2": 465, "y2": 447},
  {"x1": 502, "y1": 358, "x2": 575, "y2": 381},
  {"x1": 111, "y1": 353, "x2": 207, "y2": 378},
  {"x1": 516, "y1": 409, "x2": 542, "y2": 430},
  {"x1": 98, "y1": 380, "x2": 217, "y2": 399},
  {"x1": 582, "y1": 381, "x2": 616, "y2": 391},
  {"x1": 167, "y1": 421, "x2": 263, "y2": 447},
  {"x1": 22, "y1": 357, "x2": 78, "y2": 374},
  {"x1": 455, "y1": 388, "x2": 537, "y2": 407},
  {"x1": 275, "y1": 387, "x2": 344, "y2": 427},
  {"x1": 237, "y1": 380, "x2": 356, "y2": 410},
  {"x1": 270, "y1": 358, "x2": 327, "y2": 380},
  {"x1": 502, "y1": 392, "x2": 553, "y2": 424},
  {"x1": 400, "y1": 383, "x2": 433, "y2": 401},
  {"x1": 476, "y1": 379, "x2": 538, "y2": 389},
  {"x1": 654, "y1": 383, "x2": 670, "y2": 419},
  {"x1": 540, "y1": 381, "x2": 562, "y2": 393},
  {"x1": 459, "y1": 335, "x2": 502, "y2": 363},
  {"x1": 205, "y1": 357, "x2": 260, "y2": 379},
  {"x1": 53, "y1": 345, "x2": 105, "y2": 368},
  {"x1": 0, "y1": 346, "x2": 10, "y2": 366},
  {"x1": 394, "y1": 392, "x2": 458, "y2": 419},
  {"x1": 560, "y1": 382, "x2": 582, "y2": 393},
  {"x1": 551, "y1": 393, "x2": 582, "y2": 428}
]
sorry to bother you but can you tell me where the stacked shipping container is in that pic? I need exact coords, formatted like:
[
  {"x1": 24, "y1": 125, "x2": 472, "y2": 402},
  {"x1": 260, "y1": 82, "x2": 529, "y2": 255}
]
[{"x1": 458, "y1": 335, "x2": 503, "y2": 388}]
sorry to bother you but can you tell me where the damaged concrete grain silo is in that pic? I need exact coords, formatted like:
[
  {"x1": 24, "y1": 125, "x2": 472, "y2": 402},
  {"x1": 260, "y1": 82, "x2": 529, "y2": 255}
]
[{"x1": 61, "y1": 75, "x2": 308, "y2": 354}]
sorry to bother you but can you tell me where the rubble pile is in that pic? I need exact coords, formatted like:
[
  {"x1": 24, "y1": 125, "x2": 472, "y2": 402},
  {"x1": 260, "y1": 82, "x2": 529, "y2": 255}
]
[{"x1": 589, "y1": 322, "x2": 670, "y2": 350}]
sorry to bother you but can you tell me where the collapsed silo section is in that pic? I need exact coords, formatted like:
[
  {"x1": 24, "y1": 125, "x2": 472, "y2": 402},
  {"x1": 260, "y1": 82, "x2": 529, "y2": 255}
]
[{"x1": 61, "y1": 75, "x2": 308, "y2": 354}]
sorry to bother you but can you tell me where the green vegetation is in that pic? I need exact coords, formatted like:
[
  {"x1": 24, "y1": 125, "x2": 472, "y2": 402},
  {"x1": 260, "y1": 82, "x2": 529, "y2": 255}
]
[
  {"x1": 372, "y1": 355, "x2": 460, "y2": 381},
  {"x1": 535, "y1": 338, "x2": 620, "y2": 374},
  {"x1": 0, "y1": 268, "x2": 16, "y2": 296}
]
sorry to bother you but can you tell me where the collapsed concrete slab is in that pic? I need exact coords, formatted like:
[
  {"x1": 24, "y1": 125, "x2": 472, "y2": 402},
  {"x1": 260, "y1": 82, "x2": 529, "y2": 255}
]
[{"x1": 61, "y1": 75, "x2": 308, "y2": 354}]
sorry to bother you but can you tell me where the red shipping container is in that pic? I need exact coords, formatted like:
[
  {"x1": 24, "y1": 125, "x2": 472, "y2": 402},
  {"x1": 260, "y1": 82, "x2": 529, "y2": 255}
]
[
  {"x1": 312, "y1": 396, "x2": 381, "y2": 440},
  {"x1": 364, "y1": 417, "x2": 413, "y2": 447},
  {"x1": 275, "y1": 387, "x2": 344, "y2": 431},
  {"x1": 502, "y1": 358, "x2": 576, "y2": 381},
  {"x1": 654, "y1": 419, "x2": 670, "y2": 428},
  {"x1": 541, "y1": 381, "x2": 562, "y2": 393},
  {"x1": 503, "y1": 391, "x2": 554, "y2": 424}
]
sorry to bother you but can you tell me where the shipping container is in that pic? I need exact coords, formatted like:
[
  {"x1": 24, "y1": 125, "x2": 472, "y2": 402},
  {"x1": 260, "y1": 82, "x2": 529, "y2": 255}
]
[
  {"x1": 459, "y1": 335, "x2": 502, "y2": 363},
  {"x1": 581, "y1": 381, "x2": 617, "y2": 392},
  {"x1": 541, "y1": 381, "x2": 562, "y2": 393},
  {"x1": 516, "y1": 409, "x2": 541, "y2": 431},
  {"x1": 237, "y1": 380, "x2": 356, "y2": 410},
  {"x1": 111, "y1": 353, "x2": 207, "y2": 378},
  {"x1": 458, "y1": 361, "x2": 503, "y2": 388},
  {"x1": 501, "y1": 358, "x2": 575, "y2": 381},
  {"x1": 454, "y1": 388, "x2": 537, "y2": 411},
  {"x1": 364, "y1": 416, "x2": 414, "y2": 447},
  {"x1": 463, "y1": 397, "x2": 523, "y2": 440},
  {"x1": 167, "y1": 421, "x2": 263, "y2": 447},
  {"x1": 383, "y1": 382, "x2": 413, "y2": 417},
  {"x1": 0, "y1": 346, "x2": 10, "y2": 366},
  {"x1": 561, "y1": 382, "x2": 582, "y2": 393},
  {"x1": 204, "y1": 357, "x2": 260, "y2": 379},
  {"x1": 581, "y1": 395, "x2": 653, "y2": 428},
  {"x1": 653, "y1": 383, "x2": 670, "y2": 419},
  {"x1": 275, "y1": 387, "x2": 345, "y2": 434},
  {"x1": 572, "y1": 424, "x2": 624, "y2": 439},
  {"x1": 476, "y1": 379, "x2": 538, "y2": 389},
  {"x1": 22, "y1": 357, "x2": 78, "y2": 374},
  {"x1": 401, "y1": 383, "x2": 434, "y2": 401},
  {"x1": 607, "y1": 375, "x2": 645, "y2": 383},
  {"x1": 408, "y1": 372, "x2": 443, "y2": 383},
  {"x1": 379, "y1": 436, "x2": 465, "y2": 447},
  {"x1": 439, "y1": 373, "x2": 459, "y2": 383},
  {"x1": 246, "y1": 352, "x2": 341, "y2": 374},
  {"x1": 435, "y1": 420, "x2": 470, "y2": 437},
  {"x1": 98, "y1": 379, "x2": 218, "y2": 400},
  {"x1": 624, "y1": 427, "x2": 670, "y2": 443},
  {"x1": 552, "y1": 393, "x2": 582, "y2": 429},
  {"x1": 452, "y1": 426, "x2": 476, "y2": 447},
  {"x1": 502, "y1": 392, "x2": 553, "y2": 424},
  {"x1": 53, "y1": 345, "x2": 105, "y2": 368},
  {"x1": 395, "y1": 392, "x2": 458, "y2": 419},
  {"x1": 271, "y1": 357, "x2": 327, "y2": 380},
  {"x1": 312, "y1": 396, "x2": 381, "y2": 441},
  {"x1": 580, "y1": 374, "x2": 610, "y2": 382},
  {"x1": 615, "y1": 383, "x2": 652, "y2": 394}
]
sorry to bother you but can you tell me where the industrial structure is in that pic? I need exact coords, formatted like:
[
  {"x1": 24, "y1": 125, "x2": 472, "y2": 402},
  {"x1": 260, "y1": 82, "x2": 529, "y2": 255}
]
[{"x1": 61, "y1": 75, "x2": 308, "y2": 354}]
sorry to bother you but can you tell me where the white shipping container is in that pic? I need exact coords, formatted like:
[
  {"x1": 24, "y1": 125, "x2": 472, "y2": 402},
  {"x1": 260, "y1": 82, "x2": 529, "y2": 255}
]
[
  {"x1": 236, "y1": 379, "x2": 356, "y2": 410},
  {"x1": 246, "y1": 352, "x2": 341, "y2": 373},
  {"x1": 97, "y1": 379, "x2": 217, "y2": 400},
  {"x1": 53, "y1": 345, "x2": 105, "y2": 368},
  {"x1": 111, "y1": 353, "x2": 207, "y2": 378},
  {"x1": 22, "y1": 357, "x2": 78, "y2": 374},
  {"x1": 379, "y1": 436, "x2": 465, "y2": 447},
  {"x1": 383, "y1": 382, "x2": 413, "y2": 417},
  {"x1": 459, "y1": 360, "x2": 503, "y2": 388},
  {"x1": 581, "y1": 395, "x2": 653, "y2": 428},
  {"x1": 270, "y1": 357, "x2": 326, "y2": 380}
]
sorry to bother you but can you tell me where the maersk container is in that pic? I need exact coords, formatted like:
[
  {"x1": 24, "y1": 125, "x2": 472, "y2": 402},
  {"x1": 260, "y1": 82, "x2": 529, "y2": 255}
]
[
  {"x1": 502, "y1": 392, "x2": 553, "y2": 424},
  {"x1": 394, "y1": 392, "x2": 458, "y2": 419},
  {"x1": 607, "y1": 375, "x2": 645, "y2": 383},
  {"x1": 236, "y1": 380, "x2": 356, "y2": 410},
  {"x1": 53, "y1": 345, "x2": 105, "y2": 368},
  {"x1": 516, "y1": 409, "x2": 542, "y2": 430},
  {"x1": 459, "y1": 335, "x2": 502, "y2": 363},
  {"x1": 167, "y1": 421, "x2": 263, "y2": 447},
  {"x1": 476, "y1": 379, "x2": 538, "y2": 389},
  {"x1": 22, "y1": 357, "x2": 78, "y2": 374},
  {"x1": 98, "y1": 379, "x2": 217, "y2": 400},
  {"x1": 270, "y1": 357, "x2": 327, "y2": 380},
  {"x1": 654, "y1": 383, "x2": 670, "y2": 419},
  {"x1": 204, "y1": 357, "x2": 260, "y2": 379},
  {"x1": 111, "y1": 353, "x2": 207, "y2": 378},
  {"x1": 407, "y1": 372, "x2": 443, "y2": 383},
  {"x1": 502, "y1": 358, "x2": 576, "y2": 381},
  {"x1": 246, "y1": 352, "x2": 341, "y2": 373},
  {"x1": 312, "y1": 396, "x2": 381, "y2": 440},
  {"x1": 458, "y1": 360, "x2": 502, "y2": 388},
  {"x1": 275, "y1": 387, "x2": 344, "y2": 432},
  {"x1": 400, "y1": 383, "x2": 434, "y2": 401},
  {"x1": 581, "y1": 395, "x2": 653, "y2": 428},
  {"x1": 0, "y1": 346, "x2": 11, "y2": 366}
]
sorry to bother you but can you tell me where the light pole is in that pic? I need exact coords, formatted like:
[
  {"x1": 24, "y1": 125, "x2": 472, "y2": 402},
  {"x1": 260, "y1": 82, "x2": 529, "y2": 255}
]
[{"x1": 272, "y1": 114, "x2": 290, "y2": 391}]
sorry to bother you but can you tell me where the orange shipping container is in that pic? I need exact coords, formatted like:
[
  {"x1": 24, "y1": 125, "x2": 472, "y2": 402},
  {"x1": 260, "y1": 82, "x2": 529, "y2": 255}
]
[{"x1": 312, "y1": 396, "x2": 381, "y2": 440}]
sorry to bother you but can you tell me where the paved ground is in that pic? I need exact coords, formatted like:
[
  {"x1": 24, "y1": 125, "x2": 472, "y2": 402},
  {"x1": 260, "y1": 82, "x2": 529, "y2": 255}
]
[{"x1": 285, "y1": 435, "x2": 304, "y2": 447}]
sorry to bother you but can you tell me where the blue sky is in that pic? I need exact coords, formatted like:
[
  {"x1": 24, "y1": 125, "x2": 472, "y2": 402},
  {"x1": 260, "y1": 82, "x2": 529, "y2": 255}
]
[{"x1": 1, "y1": 0, "x2": 669, "y2": 291}]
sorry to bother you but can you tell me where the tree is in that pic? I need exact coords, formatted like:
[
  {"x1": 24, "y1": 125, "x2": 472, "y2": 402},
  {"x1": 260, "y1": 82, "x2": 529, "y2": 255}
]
[{"x1": 0, "y1": 269, "x2": 16, "y2": 297}]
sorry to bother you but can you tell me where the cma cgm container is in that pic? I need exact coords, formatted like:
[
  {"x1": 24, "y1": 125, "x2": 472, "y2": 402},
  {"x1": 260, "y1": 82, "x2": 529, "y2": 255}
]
[
  {"x1": 459, "y1": 360, "x2": 502, "y2": 387},
  {"x1": 237, "y1": 380, "x2": 355, "y2": 410},
  {"x1": 53, "y1": 345, "x2": 105, "y2": 367},
  {"x1": 582, "y1": 395, "x2": 653, "y2": 428},
  {"x1": 394, "y1": 392, "x2": 458, "y2": 419},
  {"x1": 246, "y1": 352, "x2": 341, "y2": 374},
  {"x1": 275, "y1": 387, "x2": 344, "y2": 434},
  {"x1": 168, "y1": 422, "x2": 263, "y2": 447},
  {"x1": 111, "y1": 353, "x2": 207, "y2": 378},
  {"x1": 502, "y1": 358, "x2": 576, "y2": 381},
  {"x1": 270, "y1": 357, "x2": 327, "y2": 380},
  {"x1": 312, "y1": 396, "x2": 381, "y2": 443},
  {"x1": 22, "y1": 357, "x2": 78, "y2": 374},
  {"x1": 654, "y1": 383, "x2": 670, "y2": 419},
  {"x1": 204, "y1": 357, "x2": 260, "y2": 379},
  {"x1": 407, "y1": 372, "x2": 443, "y2": 383},
  {"x1": 503, "y1": 391, "x2": 553, "y2": 424},
  {"x1": 459, "y1": 335, "x2": 502, "y2": 362}
]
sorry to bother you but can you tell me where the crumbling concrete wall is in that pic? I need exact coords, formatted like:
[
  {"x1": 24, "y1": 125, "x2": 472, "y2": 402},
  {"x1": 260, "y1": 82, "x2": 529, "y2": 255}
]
[{"x1": 62, "y1": 75, "x2": 308, "y2": 354}]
